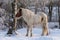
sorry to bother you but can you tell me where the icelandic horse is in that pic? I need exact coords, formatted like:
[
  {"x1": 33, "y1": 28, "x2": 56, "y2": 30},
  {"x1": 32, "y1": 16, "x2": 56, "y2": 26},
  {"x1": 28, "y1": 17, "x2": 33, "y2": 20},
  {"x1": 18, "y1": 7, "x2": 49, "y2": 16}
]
[{"x1": 15, "y1": 8, "x2": 48, "y2": 37}]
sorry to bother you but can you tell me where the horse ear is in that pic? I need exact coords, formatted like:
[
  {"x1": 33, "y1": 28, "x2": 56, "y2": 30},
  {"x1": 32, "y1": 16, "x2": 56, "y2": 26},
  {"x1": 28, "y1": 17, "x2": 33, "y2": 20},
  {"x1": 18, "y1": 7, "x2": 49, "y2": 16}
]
[{"x1": 19, "y1": 8, "x2": 22, "y2": 12}]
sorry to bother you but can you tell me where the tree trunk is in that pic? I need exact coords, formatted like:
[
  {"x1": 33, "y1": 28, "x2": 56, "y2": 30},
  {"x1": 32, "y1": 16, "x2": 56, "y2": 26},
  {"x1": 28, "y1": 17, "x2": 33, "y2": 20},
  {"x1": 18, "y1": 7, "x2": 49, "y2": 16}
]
[
  {"x1": 0, "y1": 2, "x2": 3, "y2": 7},
  {"x1": 58, "y1": 5, "x2": 60, "y2": 29},
  {"x1": 35, "y1": 3, "x2": 38, "y2": 14},
  {"x1": 7, "y1": 0, "x2": 17, "y2": 35},
  {"x1": 48, "y1": 5, "x2": 53, "y2": 22}
]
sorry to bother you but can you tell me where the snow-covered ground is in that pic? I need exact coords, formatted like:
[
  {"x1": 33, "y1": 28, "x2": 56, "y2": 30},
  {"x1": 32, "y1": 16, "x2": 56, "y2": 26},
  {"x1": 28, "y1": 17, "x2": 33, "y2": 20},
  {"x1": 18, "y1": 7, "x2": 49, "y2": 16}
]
[
  {"x1": 48, "y1": 22, "x2": 59, "y2": 28},
  {"x1": 0, "y1": 28, "x2": 60, "y2": 40}
]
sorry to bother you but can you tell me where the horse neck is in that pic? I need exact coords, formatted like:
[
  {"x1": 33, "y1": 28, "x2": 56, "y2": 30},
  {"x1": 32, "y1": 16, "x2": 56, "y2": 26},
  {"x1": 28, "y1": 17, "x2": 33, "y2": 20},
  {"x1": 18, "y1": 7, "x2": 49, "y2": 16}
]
[{"x1": 22, "y1": 8, "x2": 29, "y2": 17}]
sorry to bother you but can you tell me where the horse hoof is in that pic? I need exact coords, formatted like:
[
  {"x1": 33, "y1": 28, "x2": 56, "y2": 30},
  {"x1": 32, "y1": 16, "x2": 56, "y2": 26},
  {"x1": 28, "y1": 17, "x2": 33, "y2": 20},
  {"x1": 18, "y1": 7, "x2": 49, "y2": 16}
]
[
  {"x1": 26, "y1": 34, "x2": 28, "y2": 36},
  {"x1": 41, "y1": 34, "x2": 44, "y2": 36},
  {"x1": 30, "y1": 35, "x2": 32, "y2": 37},
  {"x1": 41, "y1": 33, "x2": 48, "y2": 36},
  {"x1": 46, "y1": 33, "x2": 49, "y2": 36},
  {"x1": 30, "y1": 34, "x2": 32, "y2": 37}
]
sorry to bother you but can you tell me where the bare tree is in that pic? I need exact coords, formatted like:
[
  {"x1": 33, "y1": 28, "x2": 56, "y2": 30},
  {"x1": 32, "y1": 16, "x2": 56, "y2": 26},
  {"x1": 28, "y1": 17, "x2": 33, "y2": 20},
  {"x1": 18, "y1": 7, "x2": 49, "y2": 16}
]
[
  {"x1": 58, "y1": 0, "x2": 60, "y2": 28},
  {"x1": 39, "y1": 0, "x2": 49, "y2": 12},
  {"x1": 35, "y1": 0, "x2": 38, "y2": 14},
  {"x1": 7, "y1": 0, "x2": 17, "y2": 35},
  {"x1": 18, "y1": 0, "x2": 31, "y2": 8},
  {"x1": 48, "y1": 0, "x2": 53, "y2": 22},
  {"x1": 0, "y1": 2, "x2": 3, "y2": 7}
]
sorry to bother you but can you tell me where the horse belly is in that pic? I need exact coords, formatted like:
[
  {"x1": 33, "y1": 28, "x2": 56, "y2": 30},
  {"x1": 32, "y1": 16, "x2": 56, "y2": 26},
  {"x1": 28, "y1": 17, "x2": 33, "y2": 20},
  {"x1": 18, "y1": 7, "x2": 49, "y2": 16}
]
[{"x1": 33, "y1": 16, "x2": 41, "y2": 25}]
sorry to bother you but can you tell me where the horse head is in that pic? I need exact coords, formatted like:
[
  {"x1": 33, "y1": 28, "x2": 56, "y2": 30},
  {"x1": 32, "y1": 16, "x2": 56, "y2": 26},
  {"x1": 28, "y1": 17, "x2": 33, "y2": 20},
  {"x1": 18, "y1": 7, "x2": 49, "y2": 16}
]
[{"x1": 15, "y1": 8, "x2": 22, "y2": 18}]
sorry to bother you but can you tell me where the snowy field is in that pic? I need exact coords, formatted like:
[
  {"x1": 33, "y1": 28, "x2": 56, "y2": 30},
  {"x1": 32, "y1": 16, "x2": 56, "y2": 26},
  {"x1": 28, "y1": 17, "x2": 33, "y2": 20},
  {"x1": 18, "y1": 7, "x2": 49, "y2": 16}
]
[{"x1": 0, "y1": 28, "x2": 60, "y2": 40}]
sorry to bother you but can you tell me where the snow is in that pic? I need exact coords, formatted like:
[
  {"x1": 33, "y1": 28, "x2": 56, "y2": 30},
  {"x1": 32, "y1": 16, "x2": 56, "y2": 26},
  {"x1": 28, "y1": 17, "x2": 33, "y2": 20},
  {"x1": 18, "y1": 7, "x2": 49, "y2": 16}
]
[
  {"x1": 48, "y1": 22, "x2": 59, "y2": 28},
  {"x1": 0, "y1": 28, "x2": 60, "y2": 40},
  {"x1": 0, "y1": 16, "x2": 59, "y2": 40}
]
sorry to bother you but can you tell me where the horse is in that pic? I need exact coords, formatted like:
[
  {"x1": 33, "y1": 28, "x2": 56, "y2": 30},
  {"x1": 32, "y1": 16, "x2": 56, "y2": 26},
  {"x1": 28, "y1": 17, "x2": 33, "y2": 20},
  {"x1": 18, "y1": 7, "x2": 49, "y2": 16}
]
[{"x1": 15, "y1": 8, "x2": 48, "y2": 37}]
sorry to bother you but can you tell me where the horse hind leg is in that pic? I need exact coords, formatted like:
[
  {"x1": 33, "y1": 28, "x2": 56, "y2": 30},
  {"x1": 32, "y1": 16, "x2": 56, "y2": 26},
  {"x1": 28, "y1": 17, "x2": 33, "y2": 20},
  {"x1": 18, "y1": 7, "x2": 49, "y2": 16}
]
[
  {"x1": 41, "y1": 23, "x2": 48, "y2": 36},
  {"x1": 41, "y1": 19, "x2": 48, "y2": 36}
]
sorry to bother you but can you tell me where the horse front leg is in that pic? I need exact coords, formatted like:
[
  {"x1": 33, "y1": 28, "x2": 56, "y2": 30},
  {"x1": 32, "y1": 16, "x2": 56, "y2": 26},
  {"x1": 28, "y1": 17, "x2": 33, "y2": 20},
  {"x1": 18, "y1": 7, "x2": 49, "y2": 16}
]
[
  {"x1": 26, "y1": 25, "x2": 33, "y2": 37},
  {"x1": 26, "y1": 26, "x2": 29, "y2": 36},
  {"x1": 30, "y1": 25, "x2": 33, "y2": 37}
]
